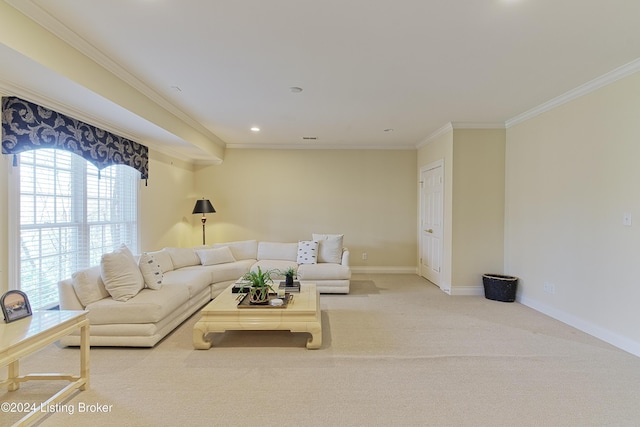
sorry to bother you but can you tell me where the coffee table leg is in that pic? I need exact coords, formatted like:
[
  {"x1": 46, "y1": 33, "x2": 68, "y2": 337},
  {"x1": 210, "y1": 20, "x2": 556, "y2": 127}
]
[
  {"x1": 193, "y1": 322, "x2": 213, "y2": 349},
  {"x1": 305, "y1": 324, "x2": 322, "y2": 349}
]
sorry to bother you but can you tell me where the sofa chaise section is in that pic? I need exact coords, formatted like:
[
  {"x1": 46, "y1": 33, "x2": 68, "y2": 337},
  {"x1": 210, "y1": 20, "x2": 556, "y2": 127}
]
[{"x1": 58, "y1": 264, "x2": 212, "y2": 347}]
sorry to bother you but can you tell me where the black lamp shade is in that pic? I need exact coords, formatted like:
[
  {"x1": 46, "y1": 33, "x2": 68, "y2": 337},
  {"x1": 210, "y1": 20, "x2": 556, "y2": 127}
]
[{"x1": 192, "y1": 199, "x2": 216, "y2": 214}]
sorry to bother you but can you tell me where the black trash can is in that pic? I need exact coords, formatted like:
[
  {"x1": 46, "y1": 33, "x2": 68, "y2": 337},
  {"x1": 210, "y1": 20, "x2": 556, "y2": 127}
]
[{"x1": 482, "y1": 274, "x2": 518, "y2": 302}]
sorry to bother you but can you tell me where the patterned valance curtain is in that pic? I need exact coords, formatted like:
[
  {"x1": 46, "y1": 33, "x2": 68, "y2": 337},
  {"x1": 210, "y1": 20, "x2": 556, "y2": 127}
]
[{"x1": 1, "y1": 96, "x2": 148, "y2": 180}]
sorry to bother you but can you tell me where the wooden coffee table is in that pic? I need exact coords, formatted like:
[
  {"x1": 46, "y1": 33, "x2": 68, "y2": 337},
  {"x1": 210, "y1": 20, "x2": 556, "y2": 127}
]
[{"x1": 193, "y1": 283, "x2": 322, "y2": 349}]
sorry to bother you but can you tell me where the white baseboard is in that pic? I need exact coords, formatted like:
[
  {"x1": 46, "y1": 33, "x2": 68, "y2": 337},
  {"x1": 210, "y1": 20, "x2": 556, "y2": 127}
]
[
  {"x1": 350, "y1": 266, "x2": 417, "y2": 274},
  {"x1": 449, "y1": 285, "x2": 484, "y2": 296},
  {"x1": 519, "y1": 295, "x2": 640, "y2": 358}
]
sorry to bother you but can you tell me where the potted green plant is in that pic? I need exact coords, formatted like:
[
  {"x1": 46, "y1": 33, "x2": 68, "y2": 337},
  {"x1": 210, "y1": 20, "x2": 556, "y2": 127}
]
[
  {"x1": 239, "y1": 266, "x2": 275, "y2": 304},
  {"x1": 280, "y1": 267, "x2": 297, "y2": 287}
]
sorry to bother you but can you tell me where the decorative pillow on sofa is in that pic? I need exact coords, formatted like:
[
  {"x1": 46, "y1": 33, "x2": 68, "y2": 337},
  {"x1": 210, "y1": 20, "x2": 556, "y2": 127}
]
[
  {"x1": 312, "y1": 233, "x2": 344, "y2": 264},
  {"x1": 146, "y1": 249, "x2": 174, "y2": 273},
  {"x1": 100, "y1": 244, "x2": 145, "y2": 302},
  {"x1": 164, "y1": 247, "x2": 201, "y2": 269},
  {"x1": 72, "y1": 265, "x2": 110, "y2": 307},
  {"x1": 297, "y1": 240, "x2": 318, "y2": 264},
  {"x1": 196, "y1": 246, "x2": 236, "y2": 266},
  {"x1": 138, "y1": 253, "x2": 163, "y2": 290}
]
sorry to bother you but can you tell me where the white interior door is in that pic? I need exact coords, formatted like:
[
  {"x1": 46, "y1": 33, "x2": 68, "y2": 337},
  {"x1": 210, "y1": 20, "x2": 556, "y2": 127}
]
[{"x1": 420, "y1": 162, "x2": 443, "y2": 288}]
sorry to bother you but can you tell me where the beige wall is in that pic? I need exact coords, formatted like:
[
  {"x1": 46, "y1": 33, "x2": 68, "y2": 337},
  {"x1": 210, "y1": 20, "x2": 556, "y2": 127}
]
[
  {"x1": 505, "y1": 71, "x2": 640, "y2": 353},
  {"x1": 194, "y1": 149, "x2": 418, "y2": 270},
  {"x1": 139, "y1": 150, "x2": 199, "y2": 252},
  {"x1": 452, "y1": 129, "x2": 505, "y2": 287}
]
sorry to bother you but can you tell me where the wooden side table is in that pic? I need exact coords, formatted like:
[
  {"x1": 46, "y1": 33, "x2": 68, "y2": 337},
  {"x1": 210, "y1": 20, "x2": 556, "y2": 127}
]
[{"x1": 1, "y1": 310, "x2": 90, "y2": 426}]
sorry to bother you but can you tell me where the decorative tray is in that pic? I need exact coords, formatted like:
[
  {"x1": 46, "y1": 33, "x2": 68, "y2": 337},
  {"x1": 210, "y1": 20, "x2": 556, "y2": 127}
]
[{"x1": 236, "y1": 293, "x2": 293, "y2": 309}]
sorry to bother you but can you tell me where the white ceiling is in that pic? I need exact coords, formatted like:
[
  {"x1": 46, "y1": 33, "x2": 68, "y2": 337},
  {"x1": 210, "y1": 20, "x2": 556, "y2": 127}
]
[{"x1": 2, "y1": 0, "x2": 640, "y2": 159}]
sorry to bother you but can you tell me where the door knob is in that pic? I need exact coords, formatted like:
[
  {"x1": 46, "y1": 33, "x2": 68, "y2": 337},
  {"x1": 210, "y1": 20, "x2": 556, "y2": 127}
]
[{"x1": 425, "y1": 229, "x2": 433, "y2": 233}]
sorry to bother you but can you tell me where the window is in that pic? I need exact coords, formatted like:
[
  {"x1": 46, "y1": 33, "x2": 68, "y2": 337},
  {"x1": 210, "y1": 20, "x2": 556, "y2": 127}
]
[{"x1": 14, "y1": 149, "x2": 139, "y2": 309}]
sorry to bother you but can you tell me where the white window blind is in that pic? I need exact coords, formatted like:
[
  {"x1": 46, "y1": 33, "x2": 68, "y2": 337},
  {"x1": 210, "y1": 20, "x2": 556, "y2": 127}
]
[{"x1": 16, "y1": 149, "x2": 139, "y2": 309}]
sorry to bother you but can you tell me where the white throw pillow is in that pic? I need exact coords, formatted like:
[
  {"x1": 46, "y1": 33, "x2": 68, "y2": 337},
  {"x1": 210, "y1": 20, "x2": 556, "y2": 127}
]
[
  {"x1": 312, "y1": 233, "x2": 344, "y2": 264},
  {"x1": 72, "y1": 265, "x2": 109, "y2": 306},
  {"x1": 101, "y1": 244, "x2": 145, "y2": 302},
  {"x1": 297, "y1": 240, "x2": 319, "y2": 264},
  {"x1": 196, "y1": 247, "x2": 236, "y2": 266},
  {"x1": 118, "y1": 243, "x2": 134, "y2": 259},
  {"x1": 164, "y1": 247, "x2": 200, "y2": 269},
  {"x1": 138, "y1": 253, "x2": 163, "y2": 290},
  {"x1": 146, "y1": 249, "x2": 174, "y2": 273}
]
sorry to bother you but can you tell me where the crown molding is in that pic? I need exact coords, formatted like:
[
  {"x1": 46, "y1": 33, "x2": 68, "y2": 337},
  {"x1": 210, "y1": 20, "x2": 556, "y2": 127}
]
[
  {"x1": 5, "y1": 0, "x2": 220, "y2": 143},
  {"x1": 415, "y1": 122, "x2": 507, "y2": 149},
  {"x1": 416, "y1": 122, "x2": 453, "y2": 148},
  {"x1": 451, "y1": 122, "x2": 505, "y2": 129},
  {"x1": 226, "y1": 143, "x2": 416, "y2": 150},
  {"x1": 506, "y1": 58, "x2": 640, "y2": 128}
]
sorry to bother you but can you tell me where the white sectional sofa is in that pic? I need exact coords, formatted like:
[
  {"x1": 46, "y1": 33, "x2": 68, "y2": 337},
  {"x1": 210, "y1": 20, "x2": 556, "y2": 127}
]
[{"x1": 57, "y1": 237, "x2": 351, "y2": 347}]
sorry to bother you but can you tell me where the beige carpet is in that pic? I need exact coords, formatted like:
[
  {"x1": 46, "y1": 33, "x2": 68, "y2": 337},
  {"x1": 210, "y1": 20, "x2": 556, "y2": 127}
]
[{"x1": 3, "y1": 274, "x2": 640, "y2": 426}]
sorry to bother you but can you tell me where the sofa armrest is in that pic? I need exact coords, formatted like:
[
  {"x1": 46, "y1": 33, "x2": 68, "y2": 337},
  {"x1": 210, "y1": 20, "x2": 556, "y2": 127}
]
[
  {"x1": 58, "y1": 279, "x2": 85, "y2": 310},
  {"x1": 341, "y1": 248, "x2": 350, "y2": 266}
]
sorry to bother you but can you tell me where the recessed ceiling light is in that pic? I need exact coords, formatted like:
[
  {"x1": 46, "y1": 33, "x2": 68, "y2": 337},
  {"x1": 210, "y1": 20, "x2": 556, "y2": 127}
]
[
  {"x1": 384, "y1": 128, "x2": 394, "y2": 132},
  {"x1": 250, "y1": 127, "x2": 260, "y2": 132},
  {"x1": 302, "y1": 136, "x2": 318, "y2": 141},
  {"x1": 290, "y1": 87, "x2": 303, "y2": 93},
  {"x1": 170, "y1": 85, "x2": 182, "y2": 92}
]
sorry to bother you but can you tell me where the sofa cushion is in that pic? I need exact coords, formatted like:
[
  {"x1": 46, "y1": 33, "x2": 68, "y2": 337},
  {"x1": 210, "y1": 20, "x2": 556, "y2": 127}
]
[
  {"x1": 101, "y1": 244, "x2": 145, "y2": 302},
  {"x1": 164, "y1": 247, "x2": 200, "y2": 269},
  {"x1": 72, "y1": 265, "x2": 109, "y2": 306},
  {"x1": 147, "y1": 249, "x2": 174, "y2": 273},
  {"x1": 196, "y1": 260, "x2": 255, "y2": 283},
  {"x1": 161, "y1": 268, "x2": 213, "y2": 298},
  {"x1": 257, "y1": 242, "x2": 297, "y2": 261},
  {"x1": 297, "y1": 240, "x2": 318, "y2": 264},
  {"x1": 312, "y1": 233, "x2": 344, "y2": 263},
  {"x1": 139, "y1": 253, "x2": 163, "y2": 290},
  {"x1": 297, "y1": 263, "x2": 352, "y2": 280},
  {"x1": 212, "y1": 240, "x2": 258, "y2": 260},
  {"x1": 196, "y1": 246, "x2": 236, "y2": 266},
  {"x1": 85, "y1": 284, "x2": 190, "y2": 324}
]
